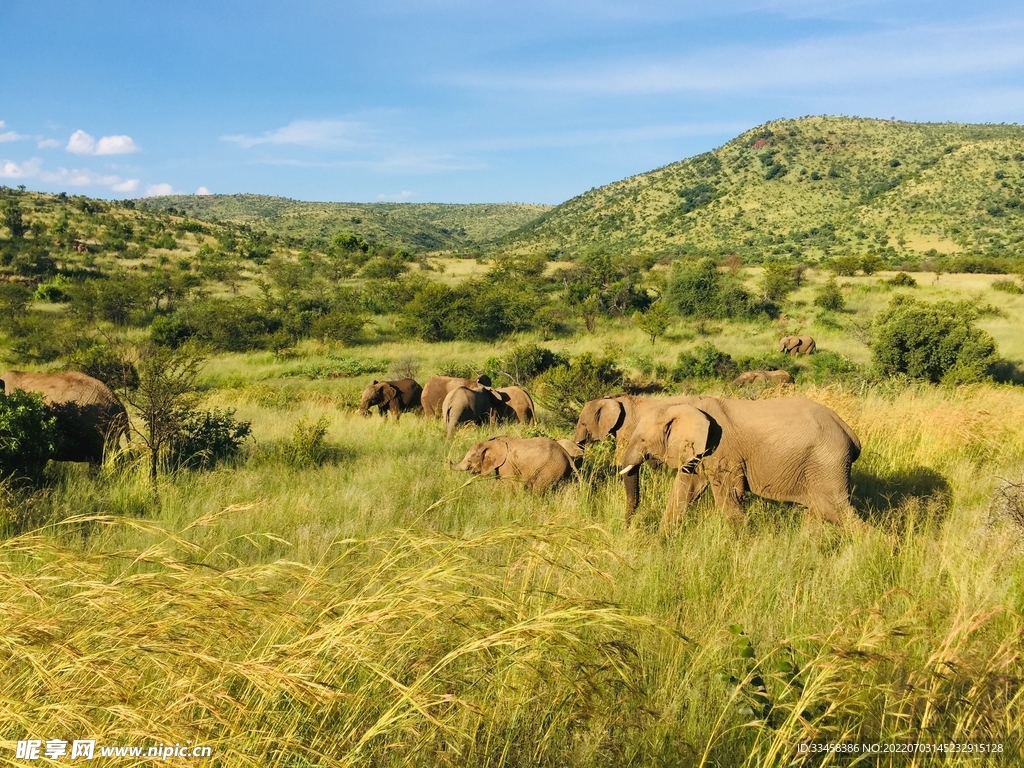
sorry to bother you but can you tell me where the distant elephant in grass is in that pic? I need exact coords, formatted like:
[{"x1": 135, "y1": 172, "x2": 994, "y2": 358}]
[
  {"x1": 0, "y1": 370, "x2": 129, "y2": 468},
  {"x1": 422, "y1": 375, "x2": 493, "y2": 417},
  {"x1": 450, "y1": 436, "x2": 576, "y2": 492},
  {"x1": 358, "y1": 378, "x2": 422, "y2": 420},
  {"x1": 575, "y1": 394, "x2": 696, "y2": 523},
  {"x1": 733, "y1": 369, "x2": 795, "y2": 386},
  {"x1": 496, "y1": 386, "x2": 536, "y2": 424},
  {"x1": 779, "y1": 335, "x2": 816, "y2": 355},
  {"x1": 617, "y1": 396, "x2": 863, "y2": 532},
  {"x1": 442, "y1": 385, "x2": 511, "y2": 438}
]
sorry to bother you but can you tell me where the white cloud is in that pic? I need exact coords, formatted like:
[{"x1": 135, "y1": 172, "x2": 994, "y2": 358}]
[
  {"x1": 453, "y1": 17, "x2": 1024, "y2": 95},
  {"x1": 195, "y1": 186, "x2": 212, "y2": 195},
  {"x1": 0, "y1": 158, "x2": 42, "y2": 178},
  {"x1": 67, "y1": 129, "x2": 140, "y2": 155},
  {"x1": 67, "y1": 130, "x2": 97, "y2": 154},
  {"x1": 0, "y1": 121, "x2": 4, "y2": 128},
  {"x1": 222, "y1": 119, "x2": 366, "y2": 149},
  {"x1": 94, "y1": 135, "x2": 140, "y2": 155},
  {"x1": 145, "y1": 183, "x2": 176, "y2": 197},
  {"x1": 112, "y1": 179, "x2": 140, "y2": 193},
  {"x1": 377, "y1": 190, "x2": 415, "y2": 202},
  {"x1": 0, "y1": 131, "x2": 29, "y2": 143},
  {"x1": 37, "y1": 138, "x2": 62, "y2": 149}
]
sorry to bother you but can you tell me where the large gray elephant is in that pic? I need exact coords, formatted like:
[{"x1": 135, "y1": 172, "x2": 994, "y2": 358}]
[
  {"x1": 778, "y1": 335, "x2": 816, "y2": 355},
  {"x1": 442, "y1": 385, "x2": 511, "y2": 438},
  {"x1": 496, "y1": 386, "x2": 536, "y2": 424},
  {"x1": 575, "y1": 394, "x2": 694, "y2": 523},
  {"x1": 733, "y1": 369, "x2": 794, "y2": 386},
  {"x1": 451, "y1": 436, "x2": 576, "y2": 492},
  {"x1": 358, "y1": 378, "x2": 422, "y2": 420},
  {"x1": 422, "y1": 375, "x2": 492, "y2": 417},
  {"x1": 0, "y1": 370, "x2": 129, "y2": 467},
  {"x1": 617, "y1": 396, "x2": 862, "y2": 531}
]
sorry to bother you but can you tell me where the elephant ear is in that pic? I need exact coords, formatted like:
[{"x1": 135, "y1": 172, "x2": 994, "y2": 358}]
[
  {"x1": 663, "y1": 405, "x2": 714, "y2": 470},
  {"x1": 594, "y1": 400, "x2": 624, "y2": 440},
  {"x1": 478, "y1": 440, "x2": 508, "y2": 474},
  {"x1": 380, "y1": 383, "x2": 398, "y2": 403}
]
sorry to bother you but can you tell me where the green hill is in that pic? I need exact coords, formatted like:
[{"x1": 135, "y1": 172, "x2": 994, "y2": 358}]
[
  {"x1": 138, "y1": 195, "x2": 551, "y2": 253},
  {"x1": 501, "y1": 116, "x2": 1024, "y2": 263}
]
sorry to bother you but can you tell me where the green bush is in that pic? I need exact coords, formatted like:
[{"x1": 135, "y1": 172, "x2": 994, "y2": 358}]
[
  {"x1": 666, "y1": 258, "x2": 773, "y2": 319},
  {"x1": 166, "y1": 408, "x2": 252, "y2": 471},
  {"x1": 991, "y1": 278, "x2": 1024, "y2": 295},
  {"x1": 826, "y1": 255, "x2": 860, "y2": 276},
  {"x1": 814, "y1": 277, "x2": 845, "y2": 311},
  {"x1": 533, "y1": 353, "x2": 623, "y2": 426},
  {"x1": 484, "y1": 343, "x2": 567, "y2": 386},
  {"x1": 286, "y1": 357, "x2": 390, "y2": 380},
  {"x1": 888, "y1": 272, "x2": 918, "y2": 287},
  {"x1": 671, "y1": 343, "x2": 737, "y2": 381},
  {"x1": 0, "y1": 390, "x2": 61, "y2": 485},
  {"x1": 872, "y1": 295, "x2": 998, "y2": 383},
  {"x1": 281, "y1": 416, "x2": 330, "y2": 468},
  {"x1": 807, "y1": 351, "x2": 862, "y2": 383},
  {"x1": 66, "y1": 342, "x2": 140, "y2": 391}
]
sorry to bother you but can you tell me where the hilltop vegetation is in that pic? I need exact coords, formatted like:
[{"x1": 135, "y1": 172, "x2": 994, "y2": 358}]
[
  {"x1": 502, "y1": 116, "x2": 1024, "y2": 264},
  {"x1": 139, "y1": 194, "x2": 550, "y2": 253}
]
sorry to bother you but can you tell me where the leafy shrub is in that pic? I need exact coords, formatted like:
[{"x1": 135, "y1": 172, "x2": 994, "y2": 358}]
[
  {"x1": 991, "y1": 278, "x2": 1024, "y2": 295},
  {"x1": 167, "y1": 408, "x2": 252, "y2": 471},
  {"x1": 807, "y1": 351, "x2": 861, "y2": 383},
  {"x1": 309, "y1": 308, "x2": 365, "y2": 344},
  {"x1": 671, "y1": 343, "x2": 737, "y2": 381},
  {"x1": 759, "y1": 262, "x2": 801, "y2": 303},
  {"x1": 888, "y1": 272, "x2": 917, "y2": 287},
  {"x1": 872, "y1": 295, "x2": 998, "y2": 383},
  {"x1": 436, "y1": 360, "x2": 478, "y2": 379},
  {"x1": 0, "y1": 390, "x2": 61, "y2": 485},
  {"x1": 666, "y1": 258, "x2": 773, "y2": 320},
  {"x1": 286, "y1": 357, "x2": 390, "y2": 379},
  {"x1": 814, "y1": 277, "x2": 845, "y2": 311},
  {"x1": 533, "y1": 353, "x2": 623, "y2": 426},
  {"x1": 826, "y1": 255, "x2": 861, "y2": 276},
  {"x1": 282, "y1": 416, "x2": 330, "y2": 468},
  {"x1": 66, "y1": 342, "x2": 140, "y2": 390},
  {"x1": 153, "y1": 298, "x2": 283, "y2": 351},
  {"x1": 484, "y1": 343, "x2": 567, "y2": 386}
]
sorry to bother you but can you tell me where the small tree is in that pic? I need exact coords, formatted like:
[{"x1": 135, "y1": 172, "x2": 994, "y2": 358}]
[
  {"x1": 121, "y1": 344, "x2": 204, "y2": 486},
  {"x1": 760, "y1": 262, "x2": 798, "y2": 303},
  {"x1": 872, "y1": 295, "x2": 997, "y2": 383},
  {"x1": 3, "y1": 199, "x2": 26, "y2": 239},
  {"x1": 633, "y1": 301, "x2": 670, "y2": 343},
  {"x1": 0, "y1": 390, "x2": 61, "y2": 486},
  {"x1": 814, "y1": 278, "x2": 845, "y2": 311}
]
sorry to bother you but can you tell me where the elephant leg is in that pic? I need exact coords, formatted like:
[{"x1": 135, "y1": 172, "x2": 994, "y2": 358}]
[
  {"x1": 660, "y1": 471, "x2": 709, "y2": 532},
  {"x1": 807, "y1": 491, "x2": 864, "y2": 532},
  {"x1": 708, "y1": 469, "x2": 747, "y2": 531}
]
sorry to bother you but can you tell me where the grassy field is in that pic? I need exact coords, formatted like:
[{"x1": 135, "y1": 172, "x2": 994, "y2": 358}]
[{"x1": 3, "y1": 266, "x2": 1024, "y2": 766}]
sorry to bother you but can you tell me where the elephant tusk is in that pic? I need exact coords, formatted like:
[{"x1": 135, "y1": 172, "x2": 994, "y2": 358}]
[{"x1": 618, "y1": 464, "x2": 636, "y2": 476}]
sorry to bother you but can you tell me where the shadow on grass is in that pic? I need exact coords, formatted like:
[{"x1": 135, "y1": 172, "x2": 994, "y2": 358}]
[{"x1": 852, "y1": 464, "x2": 951, "y2": 531}]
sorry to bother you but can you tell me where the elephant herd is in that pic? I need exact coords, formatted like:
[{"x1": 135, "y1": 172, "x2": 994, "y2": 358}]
[{"x1": 361, "y1": 362, "x2": 865, "y2": 533}]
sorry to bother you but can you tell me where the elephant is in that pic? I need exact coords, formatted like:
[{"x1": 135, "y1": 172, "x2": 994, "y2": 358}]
[
  {"x1": 733, "y1": 369, "x2": 795, "y2": 386},
  {"x1": 496, "y1": 386, "x2": 536, "y2": 424},
  {"x1": 450, "y1": 436, "x2": 576, "y2": 492},
  {"x1": 574, "y1": 394, "x2": 696, "y2": 523},
  {"x1": 0, "y1": 370, "x2": 129, "y2": 467},
  {"x1": 357, "y1": 378, "x2": 422, "y2": 420},
  {"x1": 422, "y1": 374, "x2": 493, "y2": 417},
  {"x1": 779, "y1": 335, "x2": 816, "y2": 355},
  {"x1": 617, "y1": 396, "x2": 862, "y2": 532},
  {"x1": 442, "y1": 385, "x2": 511, "y2": 438}
]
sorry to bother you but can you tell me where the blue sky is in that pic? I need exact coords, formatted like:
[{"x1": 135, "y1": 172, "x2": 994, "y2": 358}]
[{"x1": 1, "y1": 0, "x2": 1022, "y2": 204}]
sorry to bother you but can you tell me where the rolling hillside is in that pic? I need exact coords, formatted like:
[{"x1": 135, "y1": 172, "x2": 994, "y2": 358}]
[
  {"x1": 138, "y1": 195, "x2": 550, "y2": 253},
  {"x1": 500, "y1": 117, "x2": 1024, "y2": 262}
]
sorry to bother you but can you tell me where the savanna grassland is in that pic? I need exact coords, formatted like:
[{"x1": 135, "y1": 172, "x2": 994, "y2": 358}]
[{"x1": 4, "y1": 117, "x2": 1024, "y2": 766}]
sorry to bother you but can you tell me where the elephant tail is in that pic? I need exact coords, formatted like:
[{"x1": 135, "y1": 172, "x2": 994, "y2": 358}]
[{"x1": 833, "y1": 414, "x2": 862, "y2": 462}]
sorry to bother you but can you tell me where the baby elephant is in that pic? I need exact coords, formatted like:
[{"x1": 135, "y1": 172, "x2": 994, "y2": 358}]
[
  {"x1": 451, "y1": 437, "x2": 578, "y2": 492},
  {"x1": 733, "y1": 369, "x2": 794, "y2": 386}
]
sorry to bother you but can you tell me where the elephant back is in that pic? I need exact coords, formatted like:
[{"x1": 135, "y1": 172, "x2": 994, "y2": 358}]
[{"x1": 1, "y1": 371, "x2": 128, "y2": 464}]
